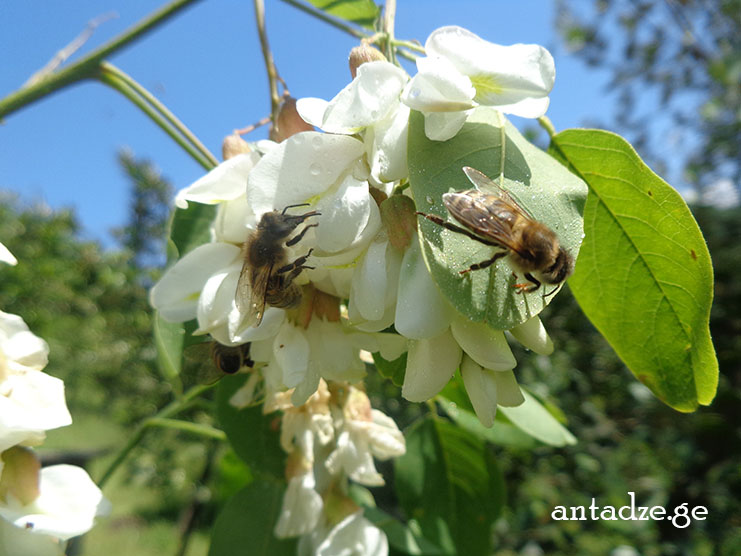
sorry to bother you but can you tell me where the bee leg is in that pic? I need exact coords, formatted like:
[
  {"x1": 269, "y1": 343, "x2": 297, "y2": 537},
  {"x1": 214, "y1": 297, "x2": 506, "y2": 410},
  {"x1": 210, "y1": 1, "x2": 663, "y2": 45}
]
[
  {"x1": 276, "y1": 249, "x2": 314, "y2": 275},
  {"x1": 416, "y1": 212, "x2": 501, "y2": 247},
  {"x1": 460, "y1": 251, "x2": 507, "y2": 274},
  {"x1": 285, "y1": 223, "x2": 318, "y2": 247},
  {"x1": 514, "y1": 273, "x2": 541, "y2": 294}
]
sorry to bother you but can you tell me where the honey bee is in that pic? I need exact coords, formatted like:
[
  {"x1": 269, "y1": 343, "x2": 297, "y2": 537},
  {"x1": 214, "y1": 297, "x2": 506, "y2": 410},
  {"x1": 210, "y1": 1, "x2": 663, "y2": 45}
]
[
  {"x1": 211, "y1": 342, "x2": 254, "y2": 375},
  {"x1": 418, "y1": 166, "x2": 573, "y2": 294},
  {"x1": 183, "y1": 341, "x2": 254, "y2": 387},
  {"x1": 236, "y1": 203, "x2": 319, "y2": 325}
]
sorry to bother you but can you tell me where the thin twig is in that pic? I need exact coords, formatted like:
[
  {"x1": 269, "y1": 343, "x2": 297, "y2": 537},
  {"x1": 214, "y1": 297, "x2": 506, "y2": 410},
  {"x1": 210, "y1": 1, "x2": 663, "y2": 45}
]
[
  {"x1": 253, "y1": 0, "x2": 281, "y2": 118},
  {"x1": 24, "y1": 12, "x2": 119, "y2": 87},
  {"x1": 0, "y1": 0, "x2": 202, "y2": 119},
  {"x1": 382, "y1": 0, "x2": 397, "y2": 62},
  {"x1": 235, "y1": 115, "x2": 272, "y2": 136}
]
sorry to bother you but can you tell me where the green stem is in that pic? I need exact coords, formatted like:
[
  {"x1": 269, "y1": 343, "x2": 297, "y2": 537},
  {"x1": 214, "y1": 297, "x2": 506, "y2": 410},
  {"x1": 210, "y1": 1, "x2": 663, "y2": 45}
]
[
  {"x1": 100, "y1": 62, "x2": 219, "y2": 168},
  {"x1": 382, "y1": 0, "x2": 397, "y2": 62},
  {"x1": 0, "y1": 0, "x2": 202, "y2": 119},
  {"x1": 278, "y1": 0, "x2": 365, "y2": 39},
  {"x1": 538, "y1": 115, "x2": 557, "y2": 139},
  {"x1": 254, "y1": 0, "x2": 281, "y2": 116},
  {"x1": 97, "y1": 66, "x2": 214, "y2": 170},
  {"x1": 148, "y1": 418, "x2": 227, "y2": 440},
  {"x1": 97, "y1": 383, "x2": 214, "y2": 488},
  {"x1": 391, "y1": 38, "x2": 425, "y2": 54}
]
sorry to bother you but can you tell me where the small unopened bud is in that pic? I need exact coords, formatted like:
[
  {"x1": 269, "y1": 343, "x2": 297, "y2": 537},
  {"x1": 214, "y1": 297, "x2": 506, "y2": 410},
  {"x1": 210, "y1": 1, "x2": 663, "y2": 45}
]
[
  {"x1": 380, "y1": 194, "x2": 417, "y2": 251},
  {"x1": 222, "y1": 133, "x2": 251, "y2": 160},
  {"x1": 0, "y1": 446, "x2": 40, "y2": 506},
  {"x1": 349, "y1": 43, "x2": 387, "y2": 78},
  {"x1": 270, "y1": 97, "x2": 314, "y2": 142}
]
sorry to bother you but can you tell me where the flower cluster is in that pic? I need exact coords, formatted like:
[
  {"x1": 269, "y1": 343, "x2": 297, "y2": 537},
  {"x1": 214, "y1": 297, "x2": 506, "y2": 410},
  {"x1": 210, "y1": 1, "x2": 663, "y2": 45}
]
[
  {"x1": 0, "y1": 244, "x2": 107, "y2": 555},
  {"x1": 151, "y1": 25, "x2": 558, "y2": 551}
]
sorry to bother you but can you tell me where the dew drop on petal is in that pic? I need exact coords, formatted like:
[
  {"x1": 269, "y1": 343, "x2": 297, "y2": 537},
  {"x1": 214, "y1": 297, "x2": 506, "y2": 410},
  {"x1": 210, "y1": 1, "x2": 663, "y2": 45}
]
[
  {"x1": 312, "y1": 135, "x2": 323, "y2": 149},
  {"x1": 426, "y1": 196, "x2": 434, "y2": 205},
  {"x1": 309, "y1": 163, "x2": 322, "y2": 177},
  {"x1": 409, "y1": 88, "x2": 421, "y2": 99}
]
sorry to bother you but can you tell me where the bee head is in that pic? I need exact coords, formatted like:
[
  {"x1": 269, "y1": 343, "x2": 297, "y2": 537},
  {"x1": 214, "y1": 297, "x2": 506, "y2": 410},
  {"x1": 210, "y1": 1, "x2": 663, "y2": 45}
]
[
  {"x1": 259, "y1": 211, "x2": 302, "y2": 239},
  {"x1": 542, "y1": 248, "x2": 574, "y2": 285}
]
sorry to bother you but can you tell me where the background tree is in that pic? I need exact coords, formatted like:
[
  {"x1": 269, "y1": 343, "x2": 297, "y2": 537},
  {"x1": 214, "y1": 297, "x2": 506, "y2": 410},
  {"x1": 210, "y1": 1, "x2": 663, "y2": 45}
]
[{"x1": 555, "y1": 0, "x2": 741, "y2": 199}]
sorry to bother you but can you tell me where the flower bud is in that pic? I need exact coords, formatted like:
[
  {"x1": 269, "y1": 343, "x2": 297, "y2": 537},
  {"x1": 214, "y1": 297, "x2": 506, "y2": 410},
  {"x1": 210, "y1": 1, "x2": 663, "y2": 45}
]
[
  {"x1": 270, "y1": 97, "x2": 314, "y2": 143},
  {"x1": 0, "y1": 446, "x2": 40, "y2": 506},
  {"x1": 349, "y1": 43, "x2": 387, "y2": 79},
  {"x1": 222, "y1": 133, "x2": 251, "y2": 160},
  {"x1": 380, "y1": 194, "x2": 417, "y2": 251}
]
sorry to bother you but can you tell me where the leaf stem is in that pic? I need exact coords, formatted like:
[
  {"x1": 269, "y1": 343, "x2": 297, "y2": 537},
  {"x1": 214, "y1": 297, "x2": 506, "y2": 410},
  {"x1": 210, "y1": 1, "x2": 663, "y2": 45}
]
[
  {"x1": 382, "y1": 0, "x2": 397, "y2": 62},
  {"x1": 99, "y1": 62, "x2": 219, "y2": 168},
  {"x1": 147, "y1": 418, "x2": 227, "y2": 440},
  {"x1": 0, "y1": 0, "x2": 201, "y2": 120},
  {"x1": 537, "y1": 115, "x2": 557, "y2": 139},
  {"x1": 97, "y1": 65, "x2": 214, "y2": 170},
  {"x1": 97, "y1": 383, "x2": 215, "y2": 488},
  {"x1": 254, "y1": 0, "x2": 281, "y2": 117}
]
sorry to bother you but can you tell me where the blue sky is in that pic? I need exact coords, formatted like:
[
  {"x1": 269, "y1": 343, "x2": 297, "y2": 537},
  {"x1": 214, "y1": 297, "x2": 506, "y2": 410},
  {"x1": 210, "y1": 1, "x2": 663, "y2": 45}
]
[{"x1": 0, "y1": 0, "x2": 624, "y2": 247}]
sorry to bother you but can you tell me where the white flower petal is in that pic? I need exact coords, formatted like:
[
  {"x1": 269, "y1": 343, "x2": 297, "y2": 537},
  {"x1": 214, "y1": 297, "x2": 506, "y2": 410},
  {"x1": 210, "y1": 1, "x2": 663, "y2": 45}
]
[
  {"x1": 320, "y1": 61, "x2": 408, "y2": 133},
  {"x1": 195, "y1": 264, "x2": 241, "y2": 334},
  {"x1": 368, "y1": 102, "x2": 410, "y2": 183},
  {"x1": 212, "y1": 194, "x2": 257, "y2": 244},
  {"x1": 402, "y1": 329, "x2": 461, "y2": 402},
  {"x1": 274, "y1": 473, "x2": 323, "y2": 538},
  {"x1": 0, "y1": 311, "x2": 49, "y2": 372},
  {"x1": 509, "y1": 316, "x2": 553, "y2": 355},
  {"x1": 395, "y1": 239, "x2": 454, "y2": 339},
  {"x1": 426, "y1": 26, "x2": 555, "y2": 108},
  {"x1": 315, "y1": 175, "x2": 371, "y2": 253},
  {"x1": 367, "y1": 409, "x2": 406, "y2": 459},
  {"x1": 422, "y1": 109, "x2": 472, "y2": 141},
  {"x1": 247, "y1": 132, "x2": 365, "y2": 216},
  {"x1": 0, "y1": 517, "x2": 63, "y2": 556},
  {"x1": 401, "y1": 57, "x2": 476, "y2": 112},
  {"x1": 291, "y1": 367, "x2": 322, "y2": 407},
  {"x1": 351, "y1": 239, "x2": 389, "y2": 321},
  {"x1": 0, "y1": 465, "x2": 107, "y2": 542},
  {"x1": 460, "y1": 356, "x2": 498, "y2": 427},
  {"x1": 274, "y1": 323, "x2": 309, "y2": 388},
  {"x1": 174, "y1": 152, "x2": 260, "y2": 209},
  {"x1": 0, "y1": 373, "x2": 72, "y2": 452},
  {"x1": 450, "y1": 316, "x2": 516, "y2": 370},
  {"x1": 315, "y1": 511, "x2": 388, "y2": 556},
  {"x1": 494, "y1": 370, "x2": 525, "y2": 407},
  {"x1": 0, "y1": 242, "x2": 17, "y2": 266},
  {"x1": 149, "y1": 243, "x2": 241, "y2": 323},
  {"x1": 494, "y1": 96, "x2": 551, "y2": 119},
  {"x1": 296, "y1": 97, "x2": 329, "y2": 128}
]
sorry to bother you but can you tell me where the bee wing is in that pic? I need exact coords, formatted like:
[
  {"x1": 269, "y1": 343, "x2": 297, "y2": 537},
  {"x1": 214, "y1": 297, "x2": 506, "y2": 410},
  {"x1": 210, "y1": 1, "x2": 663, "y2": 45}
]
[
  {"x1": 242, "y1": 260, "x2": 273, "y2": 327},
  {"x1": 462, "y1": 166, "x2": 535, "y2": 220}
]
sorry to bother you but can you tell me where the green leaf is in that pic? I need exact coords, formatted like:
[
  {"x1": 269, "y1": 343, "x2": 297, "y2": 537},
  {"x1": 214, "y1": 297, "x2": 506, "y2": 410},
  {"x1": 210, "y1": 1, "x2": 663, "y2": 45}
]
[
  {"x1": 395, "y1": 417, "x2": 506, "y2": 555},
  {"x1": 153, "y1": 312, "x2": 184, "y2": 382},
  {"x1": 372, "y1": 351, "x2": 406, "y2": 386},
  {"x1": 169, "y1": 202, "x2": 217, "y2": 259},
  {"x1": 498, "y1": 390, "x2": 576, "y2": 447},
  {"x1": 551, "y1": 129, "x2": 718, "y2": 411},
  {"x1": 408, "y1": 107, "x2": 587, "y2": 330},
  {"x1": 306, "y1": 0, "x2": 380, "y2": 28},
  {"x1": 216, "y1": 375, "x2": 285, "y2": 478},
  {"x1": 437, "y1": 396, "x2": 538, "y2": 450},
  {"x1": 209, "y1": 480, "x2": 296, "y2": 556}
]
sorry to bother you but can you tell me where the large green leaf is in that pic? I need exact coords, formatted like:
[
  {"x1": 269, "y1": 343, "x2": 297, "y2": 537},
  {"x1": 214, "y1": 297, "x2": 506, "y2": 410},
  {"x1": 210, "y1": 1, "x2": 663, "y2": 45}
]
[
  {"x1": 551, "y1": 129, "x2": 717, "y2": 411},
  {"x1": 499, "y1": 390, "x2": 576, "y2": 447},
  {"x1": 408, "y1": 108, "x2": 587, "y2": 330},
  {"x1": 304, "y1": 0, "x2": 380, "y2": 28},
  {"x1": 394, "y1": 417, "x2": 505, "y2": 555},
  {"x1": 169, "y1": 202, "x2": 217, "y2": 259},
  {"x1": 209, "y1": 480, "x2": 296, "y2": 556},
  {"x1": 216, "y1": 375, "x2": 285, "y2": 478}
]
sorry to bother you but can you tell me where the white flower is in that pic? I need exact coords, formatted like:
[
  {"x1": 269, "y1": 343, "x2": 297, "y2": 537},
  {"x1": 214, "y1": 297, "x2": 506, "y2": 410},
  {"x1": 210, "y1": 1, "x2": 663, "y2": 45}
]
[
  {"x1": 174, "y1": 152, "x2": 262, "y2": 209},
  {"x1": 325, "y1": 389, "x2": 405, "y2": 486},
  {"x1": 0, "y1": 242, "x2": 17, "y2": 266},
  {"x1": 299, "y1": 510, "x2": 388, "y2": 556},
  {"x1": 460, "y1": 356, "x2": 525, "y2": 427},
  {"x1": 401, "y1": 25, "x2": 555, "y2": 140},
  {"x1": 0, "y1": 312, "x2": 71, "y2": 452},
  {"x1": 274, "y1": 472, "x2": 323, "y2": 538},
  {"x1": 297, "y1": 61, "x2": 410, "y2": 184},
  {"x1": 0, "y1": 464, "x2": 108, "y2": 543}
]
